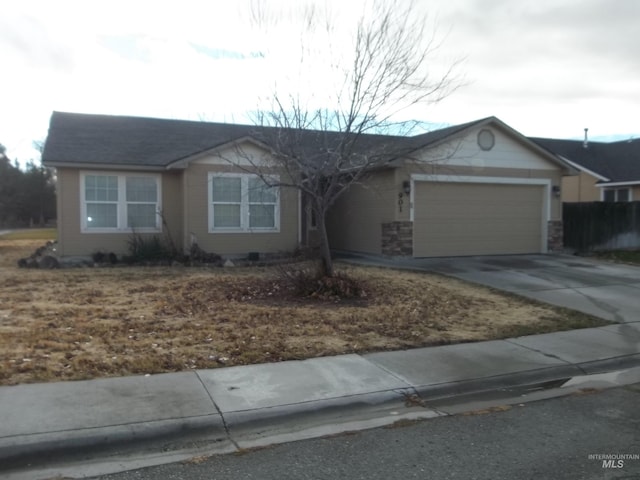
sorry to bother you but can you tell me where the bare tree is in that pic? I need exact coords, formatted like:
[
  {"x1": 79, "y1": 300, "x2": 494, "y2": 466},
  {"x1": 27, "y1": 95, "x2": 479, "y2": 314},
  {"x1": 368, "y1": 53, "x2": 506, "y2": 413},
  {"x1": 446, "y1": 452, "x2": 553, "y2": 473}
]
[{"x1": 226, "y1": 0, "x2": 462, "y2": 277}]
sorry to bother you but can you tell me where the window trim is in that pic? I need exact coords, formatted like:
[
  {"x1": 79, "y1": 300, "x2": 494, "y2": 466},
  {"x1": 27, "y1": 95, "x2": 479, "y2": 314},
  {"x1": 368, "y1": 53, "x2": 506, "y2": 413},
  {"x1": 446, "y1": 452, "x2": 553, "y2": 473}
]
[
  {"x1": 80, "y1": 171, "x2": 162, "y2": 233},
  {"x1": 208, "y1": 173, "x2": 280, "y2": 233}
]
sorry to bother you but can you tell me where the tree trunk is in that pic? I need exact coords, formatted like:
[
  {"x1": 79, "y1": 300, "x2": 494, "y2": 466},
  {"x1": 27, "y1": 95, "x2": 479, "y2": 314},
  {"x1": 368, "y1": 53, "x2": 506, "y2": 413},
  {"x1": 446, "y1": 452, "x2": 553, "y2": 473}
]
[{"x1": 317, "y1": 212, "x2": 334, "y2": 277}]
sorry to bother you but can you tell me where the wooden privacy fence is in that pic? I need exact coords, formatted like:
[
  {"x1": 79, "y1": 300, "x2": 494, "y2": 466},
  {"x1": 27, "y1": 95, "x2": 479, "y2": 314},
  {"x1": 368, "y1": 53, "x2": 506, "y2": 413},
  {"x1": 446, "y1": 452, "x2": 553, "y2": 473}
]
[{"x1": 563, "y1": 201, "x2": 640, "y2": 251}]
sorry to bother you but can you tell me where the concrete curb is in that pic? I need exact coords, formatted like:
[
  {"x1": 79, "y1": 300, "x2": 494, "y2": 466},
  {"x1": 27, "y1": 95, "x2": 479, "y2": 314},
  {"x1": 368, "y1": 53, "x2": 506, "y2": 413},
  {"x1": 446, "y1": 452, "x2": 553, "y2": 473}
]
[
  {"x1": 223, "y1": 389, "x2": 413, "y2": 440},
  {"x1": 576, "y1": 353, "x2": 640, "y2": 374},
  {"x1": 0, "y1": 415, "x2": 227, "y2": 471},
  {"x1": 412, "y1": 356, "x2": 640, "y2": 401},
  {"x1": 412, "y1": 364, "x2": 584, "y2": 402}
]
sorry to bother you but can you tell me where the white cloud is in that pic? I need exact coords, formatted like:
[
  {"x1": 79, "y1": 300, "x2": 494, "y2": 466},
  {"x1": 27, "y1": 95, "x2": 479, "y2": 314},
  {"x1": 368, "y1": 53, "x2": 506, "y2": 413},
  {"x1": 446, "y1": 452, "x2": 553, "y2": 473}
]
[{"x1": 1, "y1": 0, "x2": 638, "y2": 162}]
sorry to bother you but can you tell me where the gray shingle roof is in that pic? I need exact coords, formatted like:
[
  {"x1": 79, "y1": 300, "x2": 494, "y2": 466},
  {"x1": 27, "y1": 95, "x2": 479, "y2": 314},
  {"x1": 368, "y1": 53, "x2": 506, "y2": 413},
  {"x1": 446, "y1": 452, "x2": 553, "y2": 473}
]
[
  {"x1": 531, "y1": 137, "x2": 640, "y2": 184},
  {"x1": 42, "y1": 112, "x2": 261, "y2": 167},
  {"x1": 41, "y1": 111, "x2": 490, "y2": 169}
]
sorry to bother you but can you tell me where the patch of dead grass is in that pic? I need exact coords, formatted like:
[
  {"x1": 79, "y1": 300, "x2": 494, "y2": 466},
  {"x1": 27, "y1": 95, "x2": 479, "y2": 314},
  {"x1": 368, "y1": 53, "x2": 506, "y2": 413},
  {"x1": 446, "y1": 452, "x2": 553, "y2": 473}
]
[
  {"x1": 0, "y1": 228, "x2": 56, "y2": 241},
  {"x1": 0, "y1": 239, "x2": 608, "y2": 385}
]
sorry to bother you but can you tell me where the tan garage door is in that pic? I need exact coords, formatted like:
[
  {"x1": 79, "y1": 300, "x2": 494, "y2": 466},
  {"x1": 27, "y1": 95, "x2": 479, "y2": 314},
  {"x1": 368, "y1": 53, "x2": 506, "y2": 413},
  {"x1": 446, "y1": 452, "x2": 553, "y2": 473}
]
[{"x1": 413, "y1": 182, "x2": 544, "y2": 257}]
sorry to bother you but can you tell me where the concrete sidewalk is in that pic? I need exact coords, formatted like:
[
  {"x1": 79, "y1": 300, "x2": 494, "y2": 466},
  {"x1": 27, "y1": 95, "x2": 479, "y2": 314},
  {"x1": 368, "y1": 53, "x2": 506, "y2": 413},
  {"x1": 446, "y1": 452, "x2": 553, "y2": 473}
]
[{"x1": 1, "y1": 321, "x2": 639, "y2": 477}]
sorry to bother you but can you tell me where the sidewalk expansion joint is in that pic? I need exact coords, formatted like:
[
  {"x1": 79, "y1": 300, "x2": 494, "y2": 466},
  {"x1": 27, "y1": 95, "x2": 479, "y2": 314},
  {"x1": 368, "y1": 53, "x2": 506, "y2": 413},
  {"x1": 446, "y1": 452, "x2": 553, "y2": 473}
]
[
  {"x1": 194, "y1": 371, "x2": 239, "y2": 450},
  {"x1": 357, "y1": 356, "x2": 413, "y2": 388}
]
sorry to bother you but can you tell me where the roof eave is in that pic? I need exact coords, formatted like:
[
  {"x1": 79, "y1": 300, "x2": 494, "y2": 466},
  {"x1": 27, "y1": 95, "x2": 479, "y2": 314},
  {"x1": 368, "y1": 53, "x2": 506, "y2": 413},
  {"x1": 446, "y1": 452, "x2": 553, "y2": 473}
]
[
  {"x1": 404, "y1": 117, "x2": 492, "y2": 155},
  {"x1": 595, "y1": 180, "x2": 640, "y2": 188},
  {"x1": 43, "y1": 161, "x2": 167, "y2": 172},
  {"x1": 556, "y1": 155, "x2": 607, "y2": 180}
]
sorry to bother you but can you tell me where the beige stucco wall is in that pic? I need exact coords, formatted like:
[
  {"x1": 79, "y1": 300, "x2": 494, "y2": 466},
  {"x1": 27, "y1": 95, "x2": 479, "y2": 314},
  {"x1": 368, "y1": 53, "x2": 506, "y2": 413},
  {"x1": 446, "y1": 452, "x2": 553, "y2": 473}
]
[
  {"x1": 326, "y1": 124, "x2": 566, "y2": 256},
  {"x1": 54, "y1": 146, "x2": 300, "y2": 259},
  {"x1": 54, "y1": 168, "x2": 183, "y2": 257},
  {"x1": 562, "y1": 171, "x2": 600, "y2": 202},
  {"x1": 326, "y1": 169, "x2": 397, "y2": 255},
  {"x1": 161, "y1": 172, "x2": 184, "y2": 251},
  {"x1": 183, "y1": 162, "x2": 299, "y2": 256}
]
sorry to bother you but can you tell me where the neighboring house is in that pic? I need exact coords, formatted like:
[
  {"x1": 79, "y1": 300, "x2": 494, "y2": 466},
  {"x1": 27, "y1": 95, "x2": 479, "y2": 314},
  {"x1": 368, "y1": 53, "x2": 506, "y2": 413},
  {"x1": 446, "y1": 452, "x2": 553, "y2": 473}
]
[
  {"x1": 531, "y1": 136, "x2": 640, "y2": 203},
  {"x1": 42, "y1": 112, "x2": 575, "y2": 259}
]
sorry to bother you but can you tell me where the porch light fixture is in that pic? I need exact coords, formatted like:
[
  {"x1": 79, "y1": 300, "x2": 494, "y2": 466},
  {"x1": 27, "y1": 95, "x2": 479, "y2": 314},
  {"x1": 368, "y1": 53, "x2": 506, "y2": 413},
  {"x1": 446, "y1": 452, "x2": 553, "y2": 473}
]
[
  {"x1": 552, "y1": 185, "x2": 561, "y2": 197},
  {"x1": 402, "y1": 180, "x2": 411, "y2": 195}
]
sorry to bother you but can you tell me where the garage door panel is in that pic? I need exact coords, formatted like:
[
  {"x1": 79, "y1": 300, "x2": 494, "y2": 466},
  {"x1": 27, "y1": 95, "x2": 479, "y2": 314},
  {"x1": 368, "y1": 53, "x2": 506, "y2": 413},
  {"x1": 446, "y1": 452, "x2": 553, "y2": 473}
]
[
  {"x1": 421, "y1": 224, "x2": 540, "y2": 238},
  {"x1": 413, "y1": 182, "x2": 544, "y2": 257},
  {"x1": 417, "y1": 210, "x2": 541, "y2": 221}
]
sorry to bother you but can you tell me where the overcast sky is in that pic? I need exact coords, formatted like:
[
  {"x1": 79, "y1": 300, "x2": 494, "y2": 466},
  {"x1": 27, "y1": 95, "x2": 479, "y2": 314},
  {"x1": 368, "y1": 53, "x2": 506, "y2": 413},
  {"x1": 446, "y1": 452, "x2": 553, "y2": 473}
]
[{"x1": 2, "y1": 0, "x2": 639, "y2": 163}]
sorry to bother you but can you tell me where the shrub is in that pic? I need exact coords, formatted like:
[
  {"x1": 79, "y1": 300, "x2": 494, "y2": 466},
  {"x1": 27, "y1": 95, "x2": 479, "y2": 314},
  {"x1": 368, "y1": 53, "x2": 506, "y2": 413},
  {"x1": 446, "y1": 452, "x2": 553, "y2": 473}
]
[
  {"x1": 92, "y1": 251, "x2": 119, "y2": 264},
  {"x1": 277, "y1": 264, "x2": 365, "y2": 299},
  {"x1": 126, "y1": 233, "x2": 176, "y2": 263}
]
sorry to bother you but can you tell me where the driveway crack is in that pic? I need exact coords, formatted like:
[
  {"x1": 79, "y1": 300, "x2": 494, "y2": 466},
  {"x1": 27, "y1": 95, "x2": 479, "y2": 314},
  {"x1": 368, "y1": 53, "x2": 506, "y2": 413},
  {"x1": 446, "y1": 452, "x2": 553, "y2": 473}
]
[{"x1": 513, "y1": 269, "x2": 626, "y2": 323}]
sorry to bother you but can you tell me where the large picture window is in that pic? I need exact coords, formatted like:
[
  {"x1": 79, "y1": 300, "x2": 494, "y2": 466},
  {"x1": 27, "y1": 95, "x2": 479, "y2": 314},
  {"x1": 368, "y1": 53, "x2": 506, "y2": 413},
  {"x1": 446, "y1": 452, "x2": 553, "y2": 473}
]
[
  {"x1": 81, "y1": 173, "x2": 161, "y2": 232},
  {"x1": 209, "y1": 173, "x2": 279, "y2": 232}
]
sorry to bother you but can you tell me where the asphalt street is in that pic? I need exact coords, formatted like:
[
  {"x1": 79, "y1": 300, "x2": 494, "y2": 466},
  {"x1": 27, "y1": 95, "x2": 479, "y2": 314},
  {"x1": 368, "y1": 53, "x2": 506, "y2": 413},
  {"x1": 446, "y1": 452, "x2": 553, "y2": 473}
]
[{"x1": 93, "y1": 384, "x2": 640, "y2": 480}]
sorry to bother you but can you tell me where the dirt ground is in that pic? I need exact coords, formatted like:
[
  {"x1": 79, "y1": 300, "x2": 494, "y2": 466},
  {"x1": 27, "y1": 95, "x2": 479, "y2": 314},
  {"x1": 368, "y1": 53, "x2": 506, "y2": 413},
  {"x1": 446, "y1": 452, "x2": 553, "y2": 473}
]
[{"x1": 0, "y1": 239, "x2": 606, "y2": 385}]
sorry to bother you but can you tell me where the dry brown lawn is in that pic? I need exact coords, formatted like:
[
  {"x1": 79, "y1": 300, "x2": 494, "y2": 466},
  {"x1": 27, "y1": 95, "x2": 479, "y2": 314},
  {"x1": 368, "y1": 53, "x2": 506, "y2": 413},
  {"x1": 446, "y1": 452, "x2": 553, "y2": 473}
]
[{"x1": 0, "y1": 238, "x2": 607, "y2": 385}]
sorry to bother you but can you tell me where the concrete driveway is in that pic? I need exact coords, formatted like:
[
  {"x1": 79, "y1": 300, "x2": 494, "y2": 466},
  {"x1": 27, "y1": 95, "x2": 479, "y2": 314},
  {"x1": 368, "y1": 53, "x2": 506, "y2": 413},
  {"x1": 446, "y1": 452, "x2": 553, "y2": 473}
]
[{"x1": 339, "y1": 253, "x2": 640, "y2": 323}]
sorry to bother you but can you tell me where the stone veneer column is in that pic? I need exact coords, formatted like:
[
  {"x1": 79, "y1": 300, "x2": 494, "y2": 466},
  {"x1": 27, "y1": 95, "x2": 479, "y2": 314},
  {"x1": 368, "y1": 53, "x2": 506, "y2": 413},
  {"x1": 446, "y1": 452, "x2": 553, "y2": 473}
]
[
  {"x1": 381, "y1": 221, "x2": 413, "y2": 256},
  {"x1": 547, "y1": 220, "x2": 563, "y2": 252}
]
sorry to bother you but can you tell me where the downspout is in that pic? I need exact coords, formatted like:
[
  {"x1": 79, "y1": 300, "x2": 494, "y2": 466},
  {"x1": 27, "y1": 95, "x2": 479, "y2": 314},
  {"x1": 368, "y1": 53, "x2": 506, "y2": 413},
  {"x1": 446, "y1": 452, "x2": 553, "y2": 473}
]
[
  {"x1": 182, "y1": 169, "x2": 189, "y2": 255},
  {"x1": 297, "y1": 189, "x2": 302, "y2": 246}
]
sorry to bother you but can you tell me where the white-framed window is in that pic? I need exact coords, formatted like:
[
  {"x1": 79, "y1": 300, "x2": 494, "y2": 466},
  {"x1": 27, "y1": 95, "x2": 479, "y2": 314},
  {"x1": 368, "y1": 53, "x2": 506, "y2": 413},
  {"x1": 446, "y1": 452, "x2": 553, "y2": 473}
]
[
  {"x1": 208, "y1": 173, "x2": 279, "y2": 232},
  {"x1": 603, "y1": 188, "x2": 631, "y2": 202},
  {"x1": 80, "y1": 172, "x2": 162, "y2": 232}
]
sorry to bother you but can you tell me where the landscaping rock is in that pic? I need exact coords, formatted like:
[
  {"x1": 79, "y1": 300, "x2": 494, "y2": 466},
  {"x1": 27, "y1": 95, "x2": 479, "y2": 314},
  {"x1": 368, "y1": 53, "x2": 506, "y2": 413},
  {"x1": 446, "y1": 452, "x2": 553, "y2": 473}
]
[
  {"x1": 38, "y1": 255, "x2": 60, "y2": 269},
  {"x1": 17, "y1": 240, "x2": 61, "y2": 269},
  {"x1": 25, "y1": 258, "x2": 39, "y2": 268}
]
